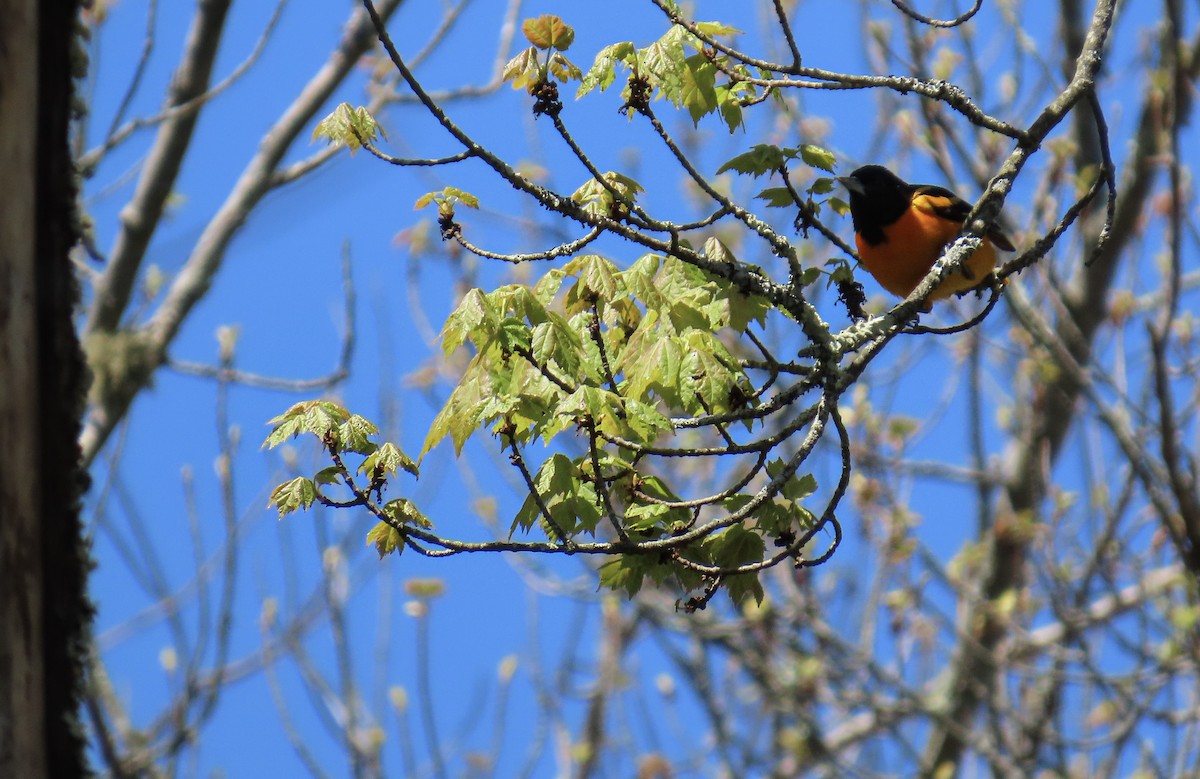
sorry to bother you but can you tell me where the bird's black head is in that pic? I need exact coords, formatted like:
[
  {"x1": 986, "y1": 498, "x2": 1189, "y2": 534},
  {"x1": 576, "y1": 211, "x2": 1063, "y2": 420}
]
[{"x1": 837, "y1": 165, "x2": 913, "y2": 244}]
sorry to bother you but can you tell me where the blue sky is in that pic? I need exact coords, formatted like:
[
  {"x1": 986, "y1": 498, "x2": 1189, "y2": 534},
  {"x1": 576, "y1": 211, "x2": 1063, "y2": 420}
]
[{"x1": 80, "y1": 1, "x2": 1178, "y2": 776}]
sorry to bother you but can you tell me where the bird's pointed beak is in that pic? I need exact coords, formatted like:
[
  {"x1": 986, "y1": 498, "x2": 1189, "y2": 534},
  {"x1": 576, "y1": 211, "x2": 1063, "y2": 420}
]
[{"x1": 836, "y1": 175, "x2": 864, "y2": 196}]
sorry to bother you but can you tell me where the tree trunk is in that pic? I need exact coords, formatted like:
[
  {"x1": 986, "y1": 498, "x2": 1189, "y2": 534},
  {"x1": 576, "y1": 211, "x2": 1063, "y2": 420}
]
[{"x1": 0, "y1": 0, "x2": 90, "y2": 776}]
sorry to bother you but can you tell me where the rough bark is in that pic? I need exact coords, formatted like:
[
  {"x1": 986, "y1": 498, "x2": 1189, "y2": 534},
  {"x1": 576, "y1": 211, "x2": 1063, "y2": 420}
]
[{"x1": 0, "y1": 0, "x2": 90, "y2": 776}]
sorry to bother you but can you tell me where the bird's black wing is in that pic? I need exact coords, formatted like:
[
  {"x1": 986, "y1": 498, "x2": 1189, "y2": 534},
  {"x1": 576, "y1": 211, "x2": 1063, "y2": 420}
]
[{"x1": 913, "y1": 183, "x2": 1016, "y2": 251}]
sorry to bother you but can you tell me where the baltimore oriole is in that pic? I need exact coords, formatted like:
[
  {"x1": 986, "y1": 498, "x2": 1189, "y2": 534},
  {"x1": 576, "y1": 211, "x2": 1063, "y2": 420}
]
[{"x1": 838, "y1": 165, "x2": 1015, "y2": 311}]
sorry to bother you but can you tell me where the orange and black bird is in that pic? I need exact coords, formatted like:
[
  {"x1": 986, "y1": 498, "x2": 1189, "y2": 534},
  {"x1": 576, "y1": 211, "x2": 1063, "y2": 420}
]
[{"x1": 838, "y1": 165, "x2": 1015, "y2": 311}]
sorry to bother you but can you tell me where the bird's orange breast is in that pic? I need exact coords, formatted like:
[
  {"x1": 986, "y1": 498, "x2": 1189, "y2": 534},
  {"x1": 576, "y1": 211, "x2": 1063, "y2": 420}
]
[{"x1": 855, "y1": 193, "x2": 998, "y2": 305}]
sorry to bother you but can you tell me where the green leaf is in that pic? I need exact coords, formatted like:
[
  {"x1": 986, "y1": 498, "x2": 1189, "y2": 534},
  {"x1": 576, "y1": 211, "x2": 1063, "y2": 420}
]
[
  {"x1": 627, "y1": 474, "x2": 690, "y2": 533},
  {"x1": 726, "y1": 571, "x2": 766, "y2": 608},
  {"x1": 522, "y1": 14, "x2": 575, "y2": 51},
  {"x1": 626, "y1": 253, "x2": 768, "y2": 336},
  {"x1": 638, "y1": 27, "x2": 690, "y2": 104},
  {"x1": 694, "y1": 21, "x2": 743, "y2": 37},
  {"x1": 799, "y1": 144, "x2": 837, "y2": 172},
  {"x1": 511, "y1": 453, "x2": 602, "y2": 539},
  {"x1": 622, "y1": 398, "x2": 672, "y2": 442},
  {"x1": 828, "y1": 196, "x2": 851, "y2": 217},
  {"x1": 489, "y1": 284, "x2": 549, "y2": 324},
  {"x1": 717, "y1": 144, "x2": 792, "y2": 176},
  {"x1": 551, "y1": 386, "x2": 629, "y2": 439},
  {"x1": 705, "y1": 523, "x2": 763, "y2": 564},
  {"x1": 570, "y1": 173, "x2": 644, "y2": 219},
  {"x1": 617, "y1": 324, "x2": 685, "y2": 407},
  {"x1": 497, "y1": 316, "x2": 533, "y2": 354},
  {"x1": 440, "y1": 289, "x2": 498, "y2": 356},
  {"x1": 336, "y1": 414, "x2": 379, "y2": 454},
  {"x1": 513, "y1": 453, "x2": 575, "y2": 534},
  {"x1": 809, "y1": 177, "x2": 835, "y2": 195},
  {"x1": 551, "y1": 384, "x2": 601, "y2": 420},
  {"x1": 722, "y1": 284, "x2": 771, "y2": 331},
  {"x1": 722, "y1": 493, "x2": 754, "y2": 515},
  {"x1": 680, "y1": 331, "x2": 742, "y2": 414},
  {"x1": 563, "y1": 254, "x2": 623, "y2": 310},
  {"x1": 675, "y1": 261, "x2": 739, "y2": 329},
  {"x1": 421, "y1": 369, "x2": 490, "y2": 457},
  {"x1": 472, "y1": 395, "x2": 521, "y2": 434},
  {"x1": 597, "y1": 553, "x2": 682, "y2": 598},
  {"x1": 414, "y1": 186, "x2": 480, "y2": 216},
  {"x1": 737, "y1": 495, "x2": 812, "y2": 547},
  {"x1": 790, "y1": 502, "x2": 818, "y2": 531},
  {"x1": 624, "y1": 502, "x2": 675, "y2": 532},
  {"x1": 679, "y1": 53, "x2": 718, "y2": 125},
  {"x1": 502, "y1": 46, "x2": 544, "y2": 92},
  {"x1": 618, "y1": 254, "x2": 666, "y2": 310},
  {"x1": 383, "y1": 497, "x2": 432, "y2": 529},
  {"x1": 311, "y1": 103, "x2": 385, "y2": 153},
  {"x1": 598, "y1": 556, "x2": 646, "y2": 598},
  {"x1": 636, "y1": 473, "x2": 683, "y2": 504},
  {"x1": 268, "y1": 476, "x2": 317, "y2": 517},
  {"x1": 302, "y1": 401, "x2": 350, "y2": 441},
  {"x1": 504, "y1": 372, "x2": 562, "y2": 442},
  {"x1": 703, "y1": 236, "x2": 737, "y2": 265},
  {"x1": 715, "y1": 83, "x2": 745, "y2": 133},
  {"x1": 263, "y1": 407, "x2": 306, "y2": 448},
  {"x1": 630, "y1": 21, "x2": 742, "y2": 123},
  {"x1": 533, "y1": 269, "x2": 567, "y2": 305},
  {"x1": 314, "y1": 466, "x2": 342, "y2": 486},
  {"x1": 530, "y1": 314, "x2": 583, "y2": 377},
  {"x1": 756, "y1": 186, "x2": 797, "y2": 208},
  {"x1": 359, "y1": 441, "x2": 420, "y2": 479},
  {"x1": 578, "y1": 449, "x2": 634, "y2": 483},
  {"x1": 747, "y1": 498, "x2": 790, "y2": 538},
  {"x1": 798, "y1": 267, "x2": 822, "y2": 287},
  {"x1": 264, "y1": 400, "x2": 351, "y2": 448},
  {"x1": 443, "y1": 186, "x2": 479, "y2": 208},
  {"x1": 787, "y1": 472, "x2": 818, "y2": 501},
  {"x1": 569, "y1": 311, "x2": 612, "y2": 384},
  {"x1": 654, "y1": 259, "x2": 717, "y2": 330},
  {"x1": 548, "y1": 52, "x2": 583, "y2": 83},
  {"x1": 366, "y1": 521, "x2": 404, "y2": 559},
  {"x1": 703, "y1": 525, "x2": 766, "y2": 606},
  {"x1": 766, "y1": 460, "x2": 817, "y2": 502},
  {"x1": 577, "y1": 41, "x2": 637, "y2": 97}
]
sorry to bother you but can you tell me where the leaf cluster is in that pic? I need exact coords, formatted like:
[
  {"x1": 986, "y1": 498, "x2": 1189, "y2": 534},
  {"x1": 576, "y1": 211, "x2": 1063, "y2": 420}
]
[
  {"x1": 423, "y1": 252, "x2": 769, "y2": 457},
  {"x1": 577, "y1": 18, "x2": 751, "y2": 130},
  {"x1": 503, "y1": 15, "x2": 583, "y2": 94},
  {"x1": 263, "y1": 400, "x2": 425, "y2": 559},
  {"x1": 311, "y1": 102, "x2": 386, "y2": 153},
  {"x1": 267, "y1": 249, "x2": 826, "y2": 606},
  {"x1": 279, "y1": 6, "x2": 986, "y2": 608},
  {"x1": 498, "y1": 13, "x2": 758, "y2": 132}
]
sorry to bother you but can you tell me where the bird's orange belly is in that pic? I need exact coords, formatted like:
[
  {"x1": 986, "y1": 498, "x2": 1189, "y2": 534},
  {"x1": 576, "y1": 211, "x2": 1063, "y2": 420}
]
[{"x1": 856, "y1": 206, "x2": 997, "y2": 304}]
